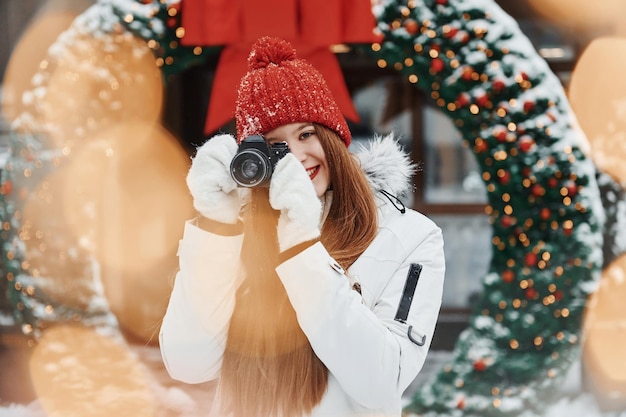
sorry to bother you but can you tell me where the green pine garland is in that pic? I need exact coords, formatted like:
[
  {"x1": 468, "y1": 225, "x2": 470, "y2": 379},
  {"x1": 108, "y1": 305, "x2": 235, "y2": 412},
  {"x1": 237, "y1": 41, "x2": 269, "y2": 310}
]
[
  {"x1": 105, "y1": 0, "x2": 219, "y2": 79},
  {"x1": 0, "y1": 133, "x2": 116, "y2": 338},
  {"x1": 364, "y1": 0, "x2": 605, "y2": 415}
]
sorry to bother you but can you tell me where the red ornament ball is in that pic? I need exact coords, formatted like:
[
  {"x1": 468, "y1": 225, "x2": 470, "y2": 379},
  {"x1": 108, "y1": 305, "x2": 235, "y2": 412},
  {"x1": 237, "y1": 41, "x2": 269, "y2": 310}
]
[
  {"x1": 476, "y1": 93, "x2": 489, "y2": 107},
  {"x1": 500, "y1": 215, "x2": 515, "y2": 228},
  {"x1": 523, "y1": 101, "x2": 535, "y2": 113},
  {"x1": 444, "y1": 27, "x2": 460, "y2": 39},
  {"x1": 461, "y1": 66, "x2": 474, "y2": 81},
  {"x1": 473, "y1": 359, "x2": 487, "y2": 372},
  {"x1": 494, "y1": 126, "x2": 507, "y2": 142},
  {"x1": 563, "y1": 223, "x2": 574, "y2": 236},
  {"x1": 531, "y1": 184, "x2": 545, "y2": 197},
  {"x1": 456, "y1": 92, "x2": 471, "y2": 107},
  {"x1": 493, "y1": 79, "x2": 506, "y2": 92},
  {"x1": 525, "y1": 252, "x2": 537, "y2": 266},
  {"x1": 456, "y1": 397, "x2": 466, "y2": 409},
  {"x1": 518, "y1": 135, "x2": 535, "y2": 153},
  {"x1": 565, "y1": 181, "x2": 578, "y2": 197},
  {"x1": 0, "y1": 180, "x2": 12, "y2": 196},
  {"x1": 525, "y1": 287, "x2": 538, "y2": 299},
  {"x1": 431, "y1": 57, "x2": 445, "y2": 73},
  {"x1": 404, "y1": 19, "x2": 419, "y2": 35},
  {"x1": 502, "y1": 270, "x2": 515, "y2": 283},
  {"x1": 548, "y1": 177, "x2": 558, "y2": 188},
  {"x1": 474, "y1": 138, "x2": 488, "y2": 153}
]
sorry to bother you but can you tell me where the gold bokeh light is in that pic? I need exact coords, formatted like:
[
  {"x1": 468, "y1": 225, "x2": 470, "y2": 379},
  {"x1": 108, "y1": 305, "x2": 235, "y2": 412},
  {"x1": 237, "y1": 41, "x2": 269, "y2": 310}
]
[
  {"x1": 2, "y1": 11, "x2": 79, "y2": 124},
  {"x1": 21, "y1": 121, "x2": 193, "y2": 342},
  {"x1": 582, "y1": 253, "x2": 626, "y2": 398},
  {"x1": 42, "y1": 31, "x2": 163, "y2": 148},
  {"x1": 527, "y1": 0, "x2": 626, "y2": 31},
  {"x1": 569, "y1": 37, "x2": 626, "y2": 184},
  {"x1": 67, "y1": 122, "x2": 193, "y2": 341}
]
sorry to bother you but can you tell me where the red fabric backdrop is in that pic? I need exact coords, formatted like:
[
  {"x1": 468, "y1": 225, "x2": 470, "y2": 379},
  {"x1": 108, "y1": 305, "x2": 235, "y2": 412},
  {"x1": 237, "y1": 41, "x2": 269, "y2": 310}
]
[{"x1": 180, "y1": 0, "x2": 377, "y2": 134}]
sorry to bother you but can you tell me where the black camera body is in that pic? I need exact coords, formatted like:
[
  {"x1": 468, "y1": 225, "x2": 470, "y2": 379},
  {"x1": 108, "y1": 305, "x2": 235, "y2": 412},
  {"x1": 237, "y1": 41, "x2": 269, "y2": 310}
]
[{"x1": 230, "y1": 135, "x2": 290, "y2": 187}]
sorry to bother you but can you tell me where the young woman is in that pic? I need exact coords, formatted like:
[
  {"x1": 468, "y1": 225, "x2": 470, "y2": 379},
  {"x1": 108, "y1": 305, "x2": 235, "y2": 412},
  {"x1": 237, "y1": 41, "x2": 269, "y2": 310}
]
[{"x1": 159, "y1": 37, "x2": 446, "y2": 417}]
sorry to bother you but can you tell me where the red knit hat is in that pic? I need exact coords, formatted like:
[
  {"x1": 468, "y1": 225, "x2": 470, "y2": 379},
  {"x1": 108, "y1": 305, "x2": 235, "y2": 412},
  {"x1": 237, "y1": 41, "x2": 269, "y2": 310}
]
[{"x1": 235, "y1": 37, "x2": 352, "y2": 146}]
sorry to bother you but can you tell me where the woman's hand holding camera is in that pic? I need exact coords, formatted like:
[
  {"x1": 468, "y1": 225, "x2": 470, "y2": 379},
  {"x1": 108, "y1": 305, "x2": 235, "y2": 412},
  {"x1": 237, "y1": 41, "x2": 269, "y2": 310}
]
[
  {"x1": 270, "y1": 153, "x2": 322, "y2": 252},
  {"x1": 187, "y1": 134, "x2": 241, "y2": 224}
]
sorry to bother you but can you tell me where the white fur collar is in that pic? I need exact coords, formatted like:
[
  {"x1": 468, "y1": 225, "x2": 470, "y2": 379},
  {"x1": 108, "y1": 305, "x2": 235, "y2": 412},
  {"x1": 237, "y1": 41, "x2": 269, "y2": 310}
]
[{"x1": 353, "y1": 134, "x2": 417, "y2": 202}]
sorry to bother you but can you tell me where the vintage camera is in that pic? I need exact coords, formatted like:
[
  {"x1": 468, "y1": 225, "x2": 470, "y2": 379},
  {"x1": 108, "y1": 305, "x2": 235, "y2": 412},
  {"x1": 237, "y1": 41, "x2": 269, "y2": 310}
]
[{"x1": 230, "y1": 135, "x2": 290, "y2": 187}]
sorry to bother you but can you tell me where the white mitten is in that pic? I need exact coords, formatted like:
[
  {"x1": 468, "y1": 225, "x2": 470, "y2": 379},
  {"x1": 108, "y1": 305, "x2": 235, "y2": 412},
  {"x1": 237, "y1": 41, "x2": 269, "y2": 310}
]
[
  {"x1": 269, "y1": 153, "x2": 322, "y2": 252},
  {"x1": 186, "y1": 134, "x2": 240, "y2": 224}
]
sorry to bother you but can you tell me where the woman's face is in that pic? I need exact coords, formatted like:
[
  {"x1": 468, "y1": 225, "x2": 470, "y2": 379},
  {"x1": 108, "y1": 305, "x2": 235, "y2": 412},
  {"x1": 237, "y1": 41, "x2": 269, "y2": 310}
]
[{"x1": 264, "y1": 123, "x2": 330, "y2": 198}]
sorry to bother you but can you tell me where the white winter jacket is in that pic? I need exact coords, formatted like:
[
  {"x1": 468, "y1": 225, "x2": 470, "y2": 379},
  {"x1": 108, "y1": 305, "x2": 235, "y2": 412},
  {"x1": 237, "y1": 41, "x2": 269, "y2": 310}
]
[{"x1": 159, "y1": 136, "x2": 446, "y2": 417}]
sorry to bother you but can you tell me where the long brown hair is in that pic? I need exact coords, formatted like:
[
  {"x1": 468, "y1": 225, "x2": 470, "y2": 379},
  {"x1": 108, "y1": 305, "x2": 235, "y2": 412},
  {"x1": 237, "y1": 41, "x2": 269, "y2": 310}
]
[
  {"x1": 218, "y1": 124, "x2": 378, "y2": 417},
  {"x1": 315, "y1": 124, "x2": 379, "y2": 269}
]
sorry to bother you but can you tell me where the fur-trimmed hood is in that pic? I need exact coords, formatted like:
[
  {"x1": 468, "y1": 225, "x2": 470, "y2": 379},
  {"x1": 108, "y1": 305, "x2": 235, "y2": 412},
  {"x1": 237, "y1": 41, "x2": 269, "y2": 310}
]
[{"x1": 353, "y1": 134, "x2": 418, "y2": 203}]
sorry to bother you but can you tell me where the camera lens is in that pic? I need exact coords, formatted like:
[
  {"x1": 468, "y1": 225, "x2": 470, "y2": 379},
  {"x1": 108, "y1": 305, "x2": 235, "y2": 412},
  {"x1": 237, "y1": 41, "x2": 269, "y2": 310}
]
[
  {"x1": 240, "y1": 159, "x2": 260, "y2": 179},
  {"x1": 230, "y1": 150, "x2": 271, "y2": 187}
]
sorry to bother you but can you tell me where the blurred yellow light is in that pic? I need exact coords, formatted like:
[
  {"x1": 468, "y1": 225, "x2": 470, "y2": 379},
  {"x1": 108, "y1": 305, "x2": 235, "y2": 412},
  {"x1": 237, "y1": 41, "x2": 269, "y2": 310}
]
[
  {"x1": 42, "y1": 32, "x2": 163, "y2": 148},
  {"x1": 569, "y1": 37, "x2": 626, "y2": 184},
  {"x1": 527, "y1": 0, "x2": 626, "y2": 30},
  {"x1": 2, "y1": 11, "x2": 79, "y2": 123}
]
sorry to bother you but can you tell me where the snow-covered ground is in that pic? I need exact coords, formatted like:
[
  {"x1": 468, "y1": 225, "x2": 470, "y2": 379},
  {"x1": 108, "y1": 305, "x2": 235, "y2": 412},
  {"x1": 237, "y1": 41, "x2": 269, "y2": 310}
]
[{"x1": 0, "y1": 346, "x2": 624, "y2": 417}]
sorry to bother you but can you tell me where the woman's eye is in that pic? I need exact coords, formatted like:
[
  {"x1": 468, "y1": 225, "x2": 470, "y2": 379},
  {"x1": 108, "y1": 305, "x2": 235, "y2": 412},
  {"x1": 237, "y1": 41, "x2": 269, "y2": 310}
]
[{"x1": 300, "y1": 131, "x2": 315, "y2": 140}]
